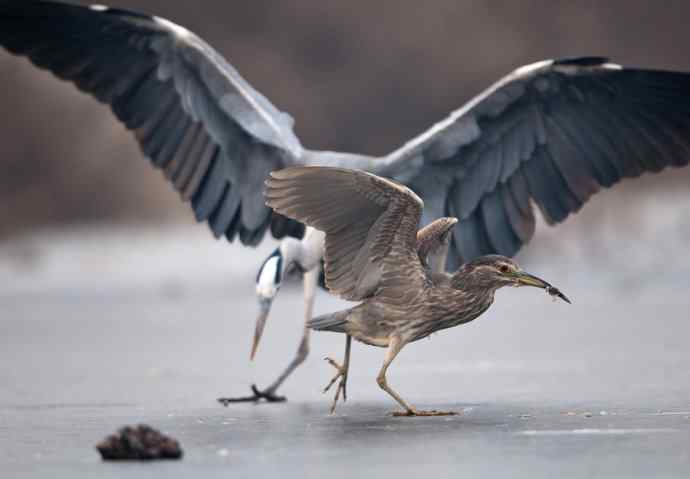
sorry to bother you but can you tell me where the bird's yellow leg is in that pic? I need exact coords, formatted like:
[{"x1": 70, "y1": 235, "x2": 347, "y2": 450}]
[
  {"x1": 378, "y1": 335, "x2": 458, "y2": 417},
  {"x1": 323, "y1": 334, "x2": 351, "y2": 414},
  {"x1": 376, "y1": 335, "x2": 418, "y2": 414}
]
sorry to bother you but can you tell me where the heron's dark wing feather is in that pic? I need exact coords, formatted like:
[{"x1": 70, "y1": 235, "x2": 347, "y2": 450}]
[
  {"x1": 383, "y1": 57, "x2": 690, "y2": 265},
  {"x1": 265, "y1": 167, "x2": 426, "y2": 301},
  {"x1": 0, "y1": 1, "x2": 303, "y2": 244}
]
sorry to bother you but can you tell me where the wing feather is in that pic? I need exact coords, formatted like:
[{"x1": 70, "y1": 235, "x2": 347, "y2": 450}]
[
  {"x1": 382, "y1": 57, "x2": 690, "y2": 263},
  {"x1": 0, "y1": 1, "x2": 305, "y2": 243},
  {"x1": 265, "y1": 167, "x2": 425, "y2": 301}
]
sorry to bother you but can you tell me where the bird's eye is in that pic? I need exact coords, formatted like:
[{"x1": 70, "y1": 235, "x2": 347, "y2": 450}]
[{"x1": 499, "y1": 264, "x2": 510, "y2": 274}]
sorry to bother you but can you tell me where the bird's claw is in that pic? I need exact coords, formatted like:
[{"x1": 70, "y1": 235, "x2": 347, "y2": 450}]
[
  {"x1": 390, "y1": 409, "x2": 459, "y2": 417},
  {"x1": 217, "y1": 384, "x2": 286, "y2": 406},
  {"x1": 323, "y1": 357, "x2": 348, "y2": 413}
]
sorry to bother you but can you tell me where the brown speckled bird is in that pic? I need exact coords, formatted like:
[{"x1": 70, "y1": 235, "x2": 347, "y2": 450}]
[{"x1": 265, "y1": 166, "x2": 569, "y2": 416}]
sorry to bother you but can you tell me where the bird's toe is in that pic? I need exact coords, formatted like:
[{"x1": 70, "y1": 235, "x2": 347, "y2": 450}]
[
  {"x1": 217, "y1": 385, "x2": 287, "y2": 405},
  {"x1": 390, "y1": 409, "x2": 460, "y2": 417}
]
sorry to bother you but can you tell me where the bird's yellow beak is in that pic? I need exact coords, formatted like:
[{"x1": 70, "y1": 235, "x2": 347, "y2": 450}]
[
  {"x1": 250, "y1": 298, "x2": 273, "y2": 360},
  {"x1": 514, "y1": 271, "x2": 549, "y2": 288},
  {"x1": 513, "y1": 271, "x2": 571, "y2": 304}
]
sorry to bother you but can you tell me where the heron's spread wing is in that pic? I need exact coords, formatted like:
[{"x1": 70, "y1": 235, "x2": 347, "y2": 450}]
[
  {"x1": 383, "y1": 57, "x2": 690, "y2": 265},
  {"x1": 265, "y1": 167, "x2": 426, "y2": 301},
  {"x1": 0, "y1": 1, "x2": 304, "y2": 244}
]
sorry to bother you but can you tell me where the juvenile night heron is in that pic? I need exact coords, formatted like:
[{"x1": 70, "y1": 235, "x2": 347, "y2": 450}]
[
  {"x1": 2, "y1": 1, "x2": 690, "y2": 404},
  {"x1": 265, "y1": 166, "x2": 569, "y2": 416}
]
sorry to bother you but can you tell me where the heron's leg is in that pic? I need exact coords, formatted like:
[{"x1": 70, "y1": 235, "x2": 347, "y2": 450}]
[
  {"x1": 258, "y1": 267, "x2": 318, "y2": 395},
  {"x1": 323, "y1": 334, "x2": 352, "y2": 414},
  {"x1": 378, "y1": 335, "x2": 457, "y2": 417},
  {"x1": 218, "y1": 268, "x2": 318, "y2": 406}
]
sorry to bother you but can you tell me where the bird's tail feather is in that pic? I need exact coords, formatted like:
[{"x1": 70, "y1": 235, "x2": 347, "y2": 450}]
[{"x1": 307, "y1": 310, "x2": 349, "y2": 333}]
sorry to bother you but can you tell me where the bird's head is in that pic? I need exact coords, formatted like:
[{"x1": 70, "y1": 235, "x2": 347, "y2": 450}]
[
  {"x1": 252, "y1": 247, "x2": 285, "y2": 360},
  {"x1": 255, "y1": 247, "x2": 284, "y2": 300},
  {"x1": 455, "y1": 255, "x2": 570, "y2": 303},
  {"x1": 251, "y1": 242, "x2": 305, "y2": 360}
]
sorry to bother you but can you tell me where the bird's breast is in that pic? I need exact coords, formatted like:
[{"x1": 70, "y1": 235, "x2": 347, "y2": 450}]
[{"x1": 405, "y1": 288, "x2": 495, "y2": 342}]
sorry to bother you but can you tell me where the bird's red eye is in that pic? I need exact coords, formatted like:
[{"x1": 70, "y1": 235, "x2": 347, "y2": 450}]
[{"x1": 499, "y1": 265, "x2": 510, "y2": 274}]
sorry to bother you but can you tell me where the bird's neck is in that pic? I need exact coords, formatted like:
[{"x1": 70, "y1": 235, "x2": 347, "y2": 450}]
[
  {"x1": 416, "y1": 278, "x2": 496, "y2": 340},
  {"x1": 450, "y1": 270, "x2": 499, "y2": 304}
]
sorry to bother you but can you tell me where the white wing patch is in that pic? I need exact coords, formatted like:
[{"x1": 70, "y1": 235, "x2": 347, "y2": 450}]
[
  {"x1": 154, "y1": 16, "x2": 193, "y2": 39},
  {"x1": 602, "y1": 63, "x2": 623, "y2": 70},
  {"x1": 513, "y1": 59, "x2": 554, "y2": 77},
  {"x1": 554, "y1": 61, "x2": 624, "y2": 75}
]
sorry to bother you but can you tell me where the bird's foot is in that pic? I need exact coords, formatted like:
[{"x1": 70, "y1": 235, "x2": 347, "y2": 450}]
[
  {"x1": 217, "y1": 385, "x2": 286, "y2": 406},
  {"x1": 390, "y1": 409, "x2": 459, "y2": 417},
  {"x1": 323, "y1": 357, "x2": 348, "y2": 414}
]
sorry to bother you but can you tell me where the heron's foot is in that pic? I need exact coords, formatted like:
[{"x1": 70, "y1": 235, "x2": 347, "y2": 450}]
[
  {"x1": 217, "y1": 384, "x2": 286, "y2": 406},
  {"x1": 390, "y1": 409, "x2": 459, "y2": 417},
  {"x1": 323, "y1": 357, "x2": 348, "y2": 414}
]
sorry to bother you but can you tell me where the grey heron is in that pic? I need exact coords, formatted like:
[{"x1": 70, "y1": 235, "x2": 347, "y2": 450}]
[{"x1": 2, "y1": 1, "x2": 690, "y2": 405}]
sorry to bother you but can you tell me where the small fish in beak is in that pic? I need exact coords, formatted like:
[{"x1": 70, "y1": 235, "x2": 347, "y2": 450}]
[
  {"x1": 546, "y1": 285, "x2": 571, "y2": 304},
  {"x1": 514, "y1": 271, "x2": 571, "y2": 304}
]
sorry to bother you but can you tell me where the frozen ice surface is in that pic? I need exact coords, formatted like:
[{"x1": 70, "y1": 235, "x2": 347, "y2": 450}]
[{"x1": 2, "y1": 188, "x2": 690, "y2": 477}]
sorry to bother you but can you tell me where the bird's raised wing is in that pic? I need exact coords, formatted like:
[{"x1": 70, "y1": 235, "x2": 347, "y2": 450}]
[
  {"x1": 382, "y1": 57, "x2": 690, "y2": 266},
  {"x1": 416, "y1": 217, "x2": 457, "y2": 274},
  {"x1": 0, "y1": 1, "x2": 304, "y2": 244},
  {"x1": 265, "y1": 167, "x2": 426, "y2": 301}
]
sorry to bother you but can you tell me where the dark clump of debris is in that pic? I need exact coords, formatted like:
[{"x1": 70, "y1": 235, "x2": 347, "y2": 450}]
[{"x1": 96, "y1": 424, "x2": 183, "y2": 461}]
